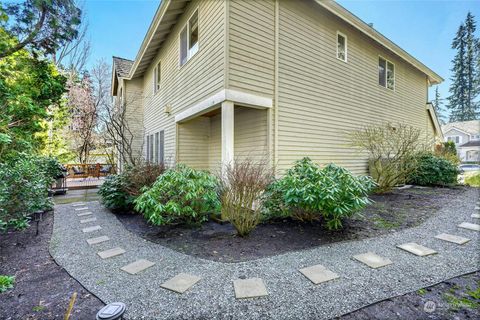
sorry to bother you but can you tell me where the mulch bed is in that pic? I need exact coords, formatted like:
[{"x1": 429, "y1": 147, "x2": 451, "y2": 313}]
[
  {"x1": 0, "y1": 211, "x2": 104, "y2": 320},
  {"x1": 341, "y1": 271, "x2": 480, "y2": 319},
  {"x1": 116, "y1": 186, "x2": 465, "y2": 263}
]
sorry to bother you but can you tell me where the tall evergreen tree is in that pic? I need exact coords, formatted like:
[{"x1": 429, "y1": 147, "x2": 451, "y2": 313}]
[
  {"x1": 447, "y1": 12, "x2": 479, "y2": 122},
  {"x1": 433, "y1": 86, "x2": 446, "y2": 124}
]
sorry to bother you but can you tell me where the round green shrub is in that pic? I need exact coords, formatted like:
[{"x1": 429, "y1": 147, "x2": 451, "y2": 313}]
[
  {"x1": 134, "y1": 164, "x2": 220, "y2": 226},
  {"x1": 263, "y1": 157, "x2": 376, "y2": 230},
  {"x1": 408, "y1": 153, "x2": 459, "y2": 186},
  {"x1": 98, "y1": 174, "x2": 134, "y2": 211}
]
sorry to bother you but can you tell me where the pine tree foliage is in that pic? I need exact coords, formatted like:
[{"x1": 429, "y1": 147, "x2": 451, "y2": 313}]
[{"x1": 447, "y1": 12, "x2": 479, "y2": 122}]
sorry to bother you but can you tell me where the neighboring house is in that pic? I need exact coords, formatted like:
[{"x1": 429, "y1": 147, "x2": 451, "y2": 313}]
[
  {"x1": 442, "y1": 120, "x2": 480, "y2": 162},
  {"x1": 111, "y1": 0, "x2": 443, "y2": 176}
]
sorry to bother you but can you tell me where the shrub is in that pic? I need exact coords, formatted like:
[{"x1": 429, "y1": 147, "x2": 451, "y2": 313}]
[
  {"x1": 265, "y1": 158, "x2": 376, "y2": 230},
  {"x1": 98, "y1": 175, "x2": 134, "y2": 211},
  {"x1": 219, "y1": 159, "x2": 273, "y2": 236},
  {"x1": 134, "y1": 164, "x2": 220, "y2": 226},
  {"x1": 0, "y1": 155, "x2": 52, "y2": 228},
  {"x1": 464, "y1": 173, "x2": 480, "y2": 187},
  {"x1": 98, "y1": 162, "x2": 166, "y2": 211},
  {"x1": 350, "y1": 123, "x2": 426, "y2": 193},
  {"x1": 435, "y1": 141, "x2": 460, "y2": 165},
  {"x1": 0, "y1": 275, "x2": 15, "y2": 293},
  {"x1": 408, "y1": 153, "x2": 459, "y2": 186}
]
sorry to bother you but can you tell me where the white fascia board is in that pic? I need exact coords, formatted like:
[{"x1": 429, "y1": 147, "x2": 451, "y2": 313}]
[{"x1": 175, "y1": 89, "x2": 272, "y2": 123}]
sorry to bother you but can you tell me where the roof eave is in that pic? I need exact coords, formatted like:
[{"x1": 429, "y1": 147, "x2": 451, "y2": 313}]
[{"x1": 315, "y1": 0, "x2": 443, "y2": 85}]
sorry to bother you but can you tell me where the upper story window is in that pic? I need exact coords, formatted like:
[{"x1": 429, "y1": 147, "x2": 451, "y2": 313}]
[
  {"x1": 337, "y1": 32, "x2": 347, "y2": 62},
  {"x1": 378, "y1": 57, "x2": 395, "y2": 90},
  {"x1": 180, "y1": 10, "x2": 199, "y2": 66},
  {"x1": 472, "y1": 134, "x2": 480, "y2": 141},
  {"x1": 447, "y1": 136, "x2": 461, "y2": 144},
  {"x1": 153, "y1": 62, "x2": 161, "y2": 94}
]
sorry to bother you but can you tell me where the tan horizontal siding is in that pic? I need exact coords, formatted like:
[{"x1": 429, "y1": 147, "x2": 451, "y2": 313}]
[
  {"x1": 141, "y1": 0, "x2": 225, "y2": 163},
  {"x1": 178, "y1": 117, "x2": 210, "y2": 169},
  {"x1": 277, "y1": 0, "x2": 429, "y2": 175}
]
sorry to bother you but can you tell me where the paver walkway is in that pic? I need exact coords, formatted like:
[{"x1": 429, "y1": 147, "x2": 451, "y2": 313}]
[{"x1": 50, "y1": 188, "x2": 480, "y2": 320}]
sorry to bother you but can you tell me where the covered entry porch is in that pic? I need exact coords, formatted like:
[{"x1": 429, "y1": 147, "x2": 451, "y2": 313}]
[{"x1": 175, "y1": 89, "x2": 272, "y2": 173}]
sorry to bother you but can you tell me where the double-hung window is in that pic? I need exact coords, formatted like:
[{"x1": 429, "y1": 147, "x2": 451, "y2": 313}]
[
  {"x1": 180, "y1": 10, "x2": 199, "y2": 66},
  {"x1": 337, "y1": 32, "x2": 347, "y2": 62},
  {"x1": 153, "y1": 62, "x2": 161, "y2": 94},
  {"x1": 378, "y1": 57, "x2": 395, "y2": 90}
]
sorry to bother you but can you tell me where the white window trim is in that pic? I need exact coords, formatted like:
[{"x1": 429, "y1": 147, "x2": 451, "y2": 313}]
[
  {"x1": 336, "y1": 31, "x2": 347, "y2": 62},
  {"x1": 179, "y1": 9, "x2": 199, "y2": 67},
  {"x1": 378, "y1": 55, "x2": 395, "y2": 91},
  {"x1": 153, "y1": 61, "x2": 161, "y2": 94}
]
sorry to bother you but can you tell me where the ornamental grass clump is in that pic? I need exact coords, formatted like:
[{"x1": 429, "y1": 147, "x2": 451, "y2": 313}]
[
  {"x1": 264, "y1": 157, "x2": 376, "y2": 230},
  {"x1": 134, "y1": 164, "x2": 220, "y2": 226},
  {"x1": 219, "y1": 158, "x2": 274, "y2": 236}
]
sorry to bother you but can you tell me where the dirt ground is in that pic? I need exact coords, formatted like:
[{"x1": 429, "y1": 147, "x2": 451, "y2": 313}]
[
  {"x1": 0, "y1": 211, "x2": 104, "y2": 320},
  {"x1": 341, "y1": 271, "x2": 480, "y2": 320},
  {"x1": 117, "y1": 186, "x2": 465, "y2": 263}
]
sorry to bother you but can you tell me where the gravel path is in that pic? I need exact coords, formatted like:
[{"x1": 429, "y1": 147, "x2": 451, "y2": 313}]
[{"x1": 50, "y1": 188, "x2": 480, "y2": 320}]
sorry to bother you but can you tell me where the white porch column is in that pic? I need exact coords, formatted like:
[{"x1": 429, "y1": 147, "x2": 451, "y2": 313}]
[{"x1": 221, "y1": 100, "x2": 234, "y2": 174}]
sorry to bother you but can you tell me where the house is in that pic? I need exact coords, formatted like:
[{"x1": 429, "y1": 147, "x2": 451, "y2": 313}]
[
  {"x1": 442, "y1": 120, "x2": 480, "y2": 162},
  {"x1": 111, "y1": 0, "x2": 444, "y2": 176}
]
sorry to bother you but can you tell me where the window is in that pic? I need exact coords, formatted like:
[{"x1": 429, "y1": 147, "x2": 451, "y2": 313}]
[
  {"x1": 146, "y1": 135, "x2": 150, "y2": 161},
  {"x1": 472, "y1": 134, "x2": 480, "y2": 141},
  {"x1": 153, "y1": 62, "x2": 161, "y2": 94},
  {"x1": 379, "y1": 57, "x2": 395, "y2": 90},
  {"x1": 149, "y1": 134, "x2": 154, "y2": 162},
  {"x1": 159, "y1": 130, "x2": 164, "y2": 164},
  {"x1": 180, "y1": 10, "x2": 199, "y2": 66},
  {"x1": 337, "y1": 32, "x2": 347, "y2": 61},
  {"x1": 447, "y1": 136, "x2": 461, "y2": 144}
]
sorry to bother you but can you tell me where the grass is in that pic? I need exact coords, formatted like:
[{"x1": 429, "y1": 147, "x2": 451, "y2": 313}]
[
  {"x1": 417, "y1": 288, "x2": 427, "y2": 295},
  {"x1": 372, "y1": 216, "x2": 401, "y2": 229},
  {"x1": 464, "y1": 172, "x2": 480, "y2": 187},
  {"x1": 443, "y1": 282, "x2": 480, "y2": 311},
  {"x1": 0, "y1": 275, "x2": 15, "y2": 293},
  {"x1": 32, "y1": 305, "x2": 45, "y2": 312}
]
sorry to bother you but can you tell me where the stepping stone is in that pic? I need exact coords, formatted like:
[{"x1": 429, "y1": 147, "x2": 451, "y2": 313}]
[
  {"x1": 82, "y1": 225, "x2": 101, "y2": 233},
  {"x1": 397, "y1": 243, "x2": 437, "y2": 256},
  {"x1": 435, "y1": 233, "x2": 470, "y2": 245},
  {"x1": 353, "y1": 252, "x2": 393, "y2": 269},
  {"x1": 299, "y1": 264, "x2": 339, "y2": 284},
  {"x1": 160, "y1": 273, "x2": 201, "y2": 293},
  {"x1": 475, "y1": 206, "x2": 480, "y2": 210},
  {"x1": 233, "y1": 278, "x2": 268, "y2": 299},
  {"x1": 97, "y1": 247, "x2": 126, "y2": 259},
  {"x1": 86, "y1": 235, "x2": 110, "y2": 245},
  {"x1": 77, "y1": 212, "x2": 93, "y2": 217},
  {"x1": 458, "y1": 222, "x2": 480, "y2": 231},
  {"x1": 472, "y1": 213, "x2": 480, "y2": 219},
  {"x1": 75, "y1": 207, "x2": 89, "y2": 211},
  {"x1": 80, "y1": 217, "x2": 97, "y2": 224},
  {"x1": 72, "y1": 203, "x2": 86, "y2": 207},
  {"x1": 121, "y1": 259, "x2": 156, "y2": 275}
]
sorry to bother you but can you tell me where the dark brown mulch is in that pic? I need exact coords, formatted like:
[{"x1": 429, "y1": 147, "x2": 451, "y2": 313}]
[
  {"x1": 340, "y1": 271, "x2": 480, "y2": 320},
  {"x1": 116, "y1": 186, "x2": 465, "y2": 263},
  {"x1": 0, "y1": 211, "x2": 104, "y2": 320}
]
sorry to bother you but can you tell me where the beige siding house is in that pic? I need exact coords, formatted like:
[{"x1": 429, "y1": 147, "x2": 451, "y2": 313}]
[{"x1": 111, "y1": 0, "x2": 443, "y2": 175}]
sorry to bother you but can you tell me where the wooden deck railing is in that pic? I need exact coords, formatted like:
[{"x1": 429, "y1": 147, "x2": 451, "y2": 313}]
[{"x1": 65, "y1": 163, "x2": 117, "y2": 179}]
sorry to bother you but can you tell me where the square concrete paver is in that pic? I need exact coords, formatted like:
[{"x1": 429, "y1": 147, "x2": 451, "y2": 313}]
[
  {"x1": 97, "y1": 247, "x2": 126, "y2": 259},
  {"x1": 80, "y1": 217, "x2": 97, "y2": 224},
  {"x1": 77, "y1": 212, "x2": 93, "y2": 217},
  {"x1": 458, "y1": 222, "x2": 480, "y2": 231},
  {"x1": 471, "y1": 213, "x2": 480, "y2": 219},
  {"x1": 160, "y1": 273, "x2": 201, "y2": 293},
  {"x1": 353, "y1": 252, "x2": 393, "y2": 269},
  {"x1": 434, "y1": 233, "x2": 470, "y2": 245},
  {"x1": 82, "y1": 225, "x2": 101, "y2": 233},
  {"x1": 86, "y1": 235, "x2": 109, "y2": 245},
  {"x1": 397, "y1": 242, "x2": 437, "y2": 256},
  {"x1": 72, "y1": 203, "x2": 86, "y2": 207},
  {"x1": 233, "y1": 278, "x2": 268, "y2": 299},
  {"x1": 75, "y1": 207, "x2": 89, "y2": 211},
  {"x1": 299, "y1": 264, "x2": 340, "y2": 284},
  {"x1": 121, "y1": 259, "x2": 156, "y2": 275}
]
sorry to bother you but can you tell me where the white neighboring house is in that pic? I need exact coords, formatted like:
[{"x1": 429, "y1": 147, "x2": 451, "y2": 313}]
[{"x1": 442, "y1": 120, "x2": 480, "y2": 162}]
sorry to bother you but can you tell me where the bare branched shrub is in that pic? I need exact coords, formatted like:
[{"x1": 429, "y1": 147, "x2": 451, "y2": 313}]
[
  {"x1": 350, "y1": 122, "x2": 427, "y2": 193},
  {"x1": 218, "y1": 158, "x2": 274, "y2": 237},
  {"x1": 123, "y1": 162, "x2": 167, "y2": 196}
]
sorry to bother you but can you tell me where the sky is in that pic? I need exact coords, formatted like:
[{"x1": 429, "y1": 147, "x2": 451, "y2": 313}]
[{"x1": 83, "y1": 0, "x2": 479, "y2": 118}]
